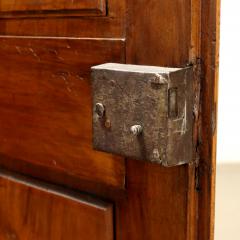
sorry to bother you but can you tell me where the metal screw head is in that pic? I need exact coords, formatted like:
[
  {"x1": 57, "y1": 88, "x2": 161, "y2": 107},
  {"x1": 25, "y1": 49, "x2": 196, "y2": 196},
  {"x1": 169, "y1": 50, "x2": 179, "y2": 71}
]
[
  {"x1": 109, "y1": 79, "x2": 116, "y2": 87},
  {"x1": 152, "y1": 148, "x2": 160, "y2": 161},
  {"x1": 151, "y1": 74, "x2": 167, "y2": 85},
  {"x1": 95, "y1": 103, "x2": 105, "y2": 118},
  {"x1": 104, "y1": 119, "x2": 111, "y2": 129},
  {"x1": 130, "y1": 125, "x2": 143, "y2": 136}
]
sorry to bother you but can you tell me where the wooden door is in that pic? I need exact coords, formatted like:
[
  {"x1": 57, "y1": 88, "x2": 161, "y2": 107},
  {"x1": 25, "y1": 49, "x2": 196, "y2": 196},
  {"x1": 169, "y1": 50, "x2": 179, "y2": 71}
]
[{"x1": 0, "y1": 0, "x2": 220, "y2": 240}]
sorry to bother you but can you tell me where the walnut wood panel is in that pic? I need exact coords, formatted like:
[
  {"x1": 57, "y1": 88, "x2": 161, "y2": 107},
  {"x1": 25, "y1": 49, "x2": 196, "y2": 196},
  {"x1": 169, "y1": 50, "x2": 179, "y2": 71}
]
[
  {"x1": 0, "y1": 170, "x2": 113, "y2": 240},
  {"x1": 0, "y1": 1, "x2": 125, "y2": 38},
  {"x1": 198, "y1": 0, "x2": 220, "y2": 239},
  {"x1": 116, "y1": 1, "x2": 197, "y2": 239},
  {"x1": 115, "y1": 0, "x2": 219, "y2": 239},
  {"x1": 0, "y1": 0, "x2": 220, "y2": 238},
  {"x1": 0, "y1": 37, "x2": 126, "y2": 190},
  {"x1": 117, "y1": 160, "x2": 189, "y2": 240},
  {"x1": 126, "y1": 0, "x2": 191, "y2": 67},
  {"x1": 0, "y1": 0, "x2": 106, "y2": 17}
]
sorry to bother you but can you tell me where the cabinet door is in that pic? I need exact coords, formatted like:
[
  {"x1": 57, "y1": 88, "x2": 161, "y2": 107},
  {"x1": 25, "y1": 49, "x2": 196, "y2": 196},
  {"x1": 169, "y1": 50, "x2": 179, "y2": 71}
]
[
  {"x1": 0, "y1": 0, "x2": 219, "y2": 239},
  {"x1": 0, "y1": 170, "x2": 113, "y2": 240}
]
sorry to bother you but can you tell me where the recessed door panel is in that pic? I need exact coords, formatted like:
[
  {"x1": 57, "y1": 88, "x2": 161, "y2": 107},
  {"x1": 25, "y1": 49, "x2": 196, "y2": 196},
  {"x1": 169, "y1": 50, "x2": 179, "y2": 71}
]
[
  {"x1": 0, "y1": 37, "x2": 126, "y2": 189},
  {"x1": 0, "y1": 0, "x2": 106, "y2": 17},
  {"x1": 0, "y1": 170, "x2": 113, "y2": 240}
]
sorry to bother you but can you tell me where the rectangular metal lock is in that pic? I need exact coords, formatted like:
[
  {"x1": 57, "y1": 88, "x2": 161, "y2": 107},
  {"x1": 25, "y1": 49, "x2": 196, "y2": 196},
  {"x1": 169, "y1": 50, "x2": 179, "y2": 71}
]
[{"x1": 91, "y1": 63, "x2": 193, "y2": 166}]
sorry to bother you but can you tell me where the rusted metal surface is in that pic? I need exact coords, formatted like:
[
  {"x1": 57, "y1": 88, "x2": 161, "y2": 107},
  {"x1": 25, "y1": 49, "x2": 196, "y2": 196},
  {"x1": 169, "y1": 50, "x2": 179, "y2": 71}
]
[{"x1": 91, "y1": 63, "x2": 193, "y2": 166}]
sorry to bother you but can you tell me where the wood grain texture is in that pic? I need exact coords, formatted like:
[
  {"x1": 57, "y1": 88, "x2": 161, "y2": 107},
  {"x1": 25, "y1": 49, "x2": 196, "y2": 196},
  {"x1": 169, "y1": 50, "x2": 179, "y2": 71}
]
[
  {"x1": 117, "y1": 160, "x2": 189, "y2": 240},
  {"x1": 0, "y1": 170, "x2": 113, "y2": 240},
  {"x1": 116, "y1": 0, "x2": 219, "y2": 239},
  {"x1": 187, "y1": 1, "x2": 202, "y2": 239},
  {"x1": 0, "y1": 1, "x2": 125, "y2": 38},
  {"x1": 116, "y1": 1, "x2": 198, "y2": 240},
  {"x1": 0, "y1": 37, "x2": 126, "y2": 190},
  {"x1": 126, "y1": 0, "x2": 191, "y2": 67},
  {"x1": 0, "y1": 0, "x2": 106, "y2": 17},
  {"x1": 0, "y1": 0, "x2": 220, "y2": 239},
  {"x1": 198, "y1": 0, "x2": 220, "y2": 239}
]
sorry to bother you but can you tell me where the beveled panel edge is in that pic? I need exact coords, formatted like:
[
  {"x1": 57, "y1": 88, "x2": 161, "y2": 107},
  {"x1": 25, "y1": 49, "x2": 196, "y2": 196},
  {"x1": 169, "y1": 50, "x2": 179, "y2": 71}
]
[{"x1": 0, "y1": 0, "x2": 107, "y2": 18}]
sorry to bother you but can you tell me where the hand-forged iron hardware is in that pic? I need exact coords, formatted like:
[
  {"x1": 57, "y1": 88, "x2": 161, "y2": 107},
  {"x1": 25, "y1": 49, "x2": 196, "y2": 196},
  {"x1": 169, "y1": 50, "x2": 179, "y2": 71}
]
[{"x1": 91, "y1": 63, "x2": 193, "y2": 167}]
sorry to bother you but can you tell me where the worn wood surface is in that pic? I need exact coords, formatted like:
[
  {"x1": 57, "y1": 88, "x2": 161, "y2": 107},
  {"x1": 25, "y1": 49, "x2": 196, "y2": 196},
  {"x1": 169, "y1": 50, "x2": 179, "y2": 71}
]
[
  {"x1": 0, "y1": 169, "x2": 113, "y2": 240},
  {"x1": 198, "y1": 0, "x2": 220, "y2": 239},
  {"x1": 126, "y1": 0, "x2": 191, "y2": 67},
  {"x1": 116, "y1": 0, "x2": 219, "y2": 239},
  {"x1": 117, "y1": 160, "x2": 189, "y2": 240},
  {"x1": 0, "y1": 0, "x2": 125, "y2": 38},
  {"x1": 0, "y1": 0, "x2": 219, "y2": 239},
  {"x1": 0, "y1": 37, "x2": 126, "y2": 190},
  {"x1": 116, "y1": 1, "x2": 197, "y2": 239},
  {"x1": 0, "y1": 0, "x2": 106, "y2": 17}
]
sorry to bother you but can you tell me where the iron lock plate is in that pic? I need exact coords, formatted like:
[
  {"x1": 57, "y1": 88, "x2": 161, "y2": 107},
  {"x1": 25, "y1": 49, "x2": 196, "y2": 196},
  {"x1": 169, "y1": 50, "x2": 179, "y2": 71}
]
[{"x1": 91, "y1": 63, "x2": 193, "y2": 166}]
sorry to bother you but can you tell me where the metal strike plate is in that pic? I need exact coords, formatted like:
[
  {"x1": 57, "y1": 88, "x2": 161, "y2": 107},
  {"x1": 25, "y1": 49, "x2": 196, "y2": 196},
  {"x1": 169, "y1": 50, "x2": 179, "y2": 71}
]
[{"x1": 91, "y1": 63, "x2": 193, "y2": 167}]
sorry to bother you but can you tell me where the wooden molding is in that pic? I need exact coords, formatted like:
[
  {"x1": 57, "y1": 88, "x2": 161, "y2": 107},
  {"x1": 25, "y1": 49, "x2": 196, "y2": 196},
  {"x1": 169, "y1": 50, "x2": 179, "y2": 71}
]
[{"x1": 0, "y1": 0, "x2": 106, "y2": 18}]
